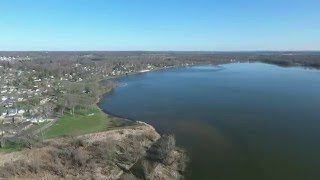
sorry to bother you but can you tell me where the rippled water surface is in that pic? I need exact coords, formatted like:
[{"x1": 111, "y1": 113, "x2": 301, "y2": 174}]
[{"x1": 100, "y1": 63, "x2": 320, "y2": 180}]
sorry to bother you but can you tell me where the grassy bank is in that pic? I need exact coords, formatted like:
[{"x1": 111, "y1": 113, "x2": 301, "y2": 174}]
[
  {"x1": 42, "y1": 78, "x2": 118, "y2": 139},
  {"x1": 43, "y1": 83, "x2": 133, "y2": 139},
  {"x1": 0, "y1": 137, "x2": 35, "y2": 153},
  {"x1": 42, "y1": 68, "x2": 172, "y2": 139},
  {"x1": 0, "y1": 141, "x2": 26, "y2": 153},
  {"x1": 3, "y1": 68, "x2": 162, "y2": 145},
  {"x1": 43, "y1": 107, "x2": 112, "y2": 139}
]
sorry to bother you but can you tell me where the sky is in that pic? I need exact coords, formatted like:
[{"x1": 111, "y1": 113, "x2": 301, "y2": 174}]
[{"x1": 0, "y1": 0, "x2": 320, "y2": 51}]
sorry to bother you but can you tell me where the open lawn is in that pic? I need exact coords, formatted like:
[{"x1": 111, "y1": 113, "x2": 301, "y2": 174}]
[
  {"x1": 44, "y1": 107, "x2": 112, "y2": 139},
  {"x1": 0, "y1": 141, "x2": 26, "y2": 153}
]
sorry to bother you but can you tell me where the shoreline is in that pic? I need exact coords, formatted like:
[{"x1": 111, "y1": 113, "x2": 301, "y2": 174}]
[
  {"x1": 95, "y1": 60, "x2": 316, "y2": 128},
  {"x1": 95, "y1": 65, "x2": 182, "y2": 127},
  {"x1": 95, "y1": 61, "x2": 320, "y2": 180},
  {"x1": 0, "y1": 66, "x2": 190, "y2": 179},
  {"x1": 36, "y1": 61, "x2": 320, "y2": 139}
]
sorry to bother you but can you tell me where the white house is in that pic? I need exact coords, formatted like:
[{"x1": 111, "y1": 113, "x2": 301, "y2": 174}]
[
  {"x1": 1, "y1": 96, "x2": 8, "y2": 102},
  {"x1": 18, "y1": 109, "x2": 25, "y2": 115}
]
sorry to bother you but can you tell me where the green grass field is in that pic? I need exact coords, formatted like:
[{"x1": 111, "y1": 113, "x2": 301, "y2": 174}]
[
  {"x1": 0, "y1": 141, "x2": 26, "y2": 153},
  {"x1": 44, "y1": 107, "x2": 112, "y2": 139}
]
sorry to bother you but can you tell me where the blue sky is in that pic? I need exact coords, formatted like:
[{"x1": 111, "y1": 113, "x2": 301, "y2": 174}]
[{"x1": 0, "y1": 0, "x2": 319, "y2": 51}]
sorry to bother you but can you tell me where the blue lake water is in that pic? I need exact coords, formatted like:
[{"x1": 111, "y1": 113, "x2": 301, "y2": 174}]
[{"x1": 100, "y1": 63, "x2": 320, "y2": 180}]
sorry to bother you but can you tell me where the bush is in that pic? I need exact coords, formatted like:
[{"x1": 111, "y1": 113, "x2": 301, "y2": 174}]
[
  {"x1": 0, "y1": 162, "x2": 16, "y2": 177},
  {"x1": 86, "y1": 141, "x2": 116, "y2": 163},
  {"x1": 50, "y1": 162, "x2": 66, "y2": 177},
  {"x1": 0, "y1": 159, "x2": 41, "y2": 178},
  {"x1": 28, "y1": 161, "x2": 40, "y2": 174},
  {"x1": 70, "y1": 138, "x2": 84, "y2": 148},
  {"x1": 114, "y1": 135, "x2": 145, "y2": 170},
  {"x1": 147, "y1": 134, "x2": 176, "y2": 162},
  {"x1": 72, "y1": 149, "x2": 89, "y2": 167},
  {"x1": 120, "y1": 173, "x2": 140, "y2": 180},
  {"x1": 144, "y1": 131, "x2": 158, "y2": 142}
]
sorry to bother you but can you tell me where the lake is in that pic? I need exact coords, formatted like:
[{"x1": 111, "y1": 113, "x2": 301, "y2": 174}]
[{"x1": 100, "y1": 62, "x2": 320, "y2": 180}]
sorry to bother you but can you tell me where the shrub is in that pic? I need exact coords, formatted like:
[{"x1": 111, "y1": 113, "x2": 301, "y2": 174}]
[
  {"x1": 50, "y1": 162, "x2": 66, "y2": 177},
  {"x1": 147, "y1": 134, "x2": 176, "y2": 162},
  {"x1": 0, "y1": 159, "x2": 41, "y2": 178},
  {"x1": 72, "y1": 149, "x2": 89, "y2": 167},
  {"x1": 86, "y1": 141, "x2": 116, "y2": 162},
  {"x1": 120, "y1": 173, "x2": 140, "y2": 180},
  {"x1": 70, "y1": 138, "x2": 84, "y2": 148}
]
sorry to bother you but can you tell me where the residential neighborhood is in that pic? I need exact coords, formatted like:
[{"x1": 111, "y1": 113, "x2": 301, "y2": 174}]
[
  {"x1": 0, "y1": 63, "x2": 55, "y2": 138},
  {"x1": 0, "y1": 53, "x2": 180, "y2": 139}
]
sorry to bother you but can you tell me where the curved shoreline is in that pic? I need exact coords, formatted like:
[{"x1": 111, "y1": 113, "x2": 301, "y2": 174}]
[
  {"x1": 96, "y1": 61, "x2": 316, "y2": 128},
  {"x1": 100, "y1": 62, "x2": 320, "y2": 180},
  {"x1": 96, "y1": 66, "x2": 182, "y2": 126}
]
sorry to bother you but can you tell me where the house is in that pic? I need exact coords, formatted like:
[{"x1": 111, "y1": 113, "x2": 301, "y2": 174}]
[
  {"x1": 17, "y1": 98, "x2": 24, "y2": 102},
  {"x1": 4, "y1": 100, "x2": 14, "y2": 108},
  {"x1": 1, "y1": 96, "x2": 8, "y2": 102},
  {"x1": 6, "y1": 108, "x2": 18, "y2": 117},
  {"x1": 18, "y1": 109, "x2": 25, "y2": 115},
  {"x1": 30, "y1": 117, "x2": 47, "y2": 123}
]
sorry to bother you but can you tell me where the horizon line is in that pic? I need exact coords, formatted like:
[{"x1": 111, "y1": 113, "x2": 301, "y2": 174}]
[{"x1": 0, "y1": 50, "x2": 319, "y2": 53}]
